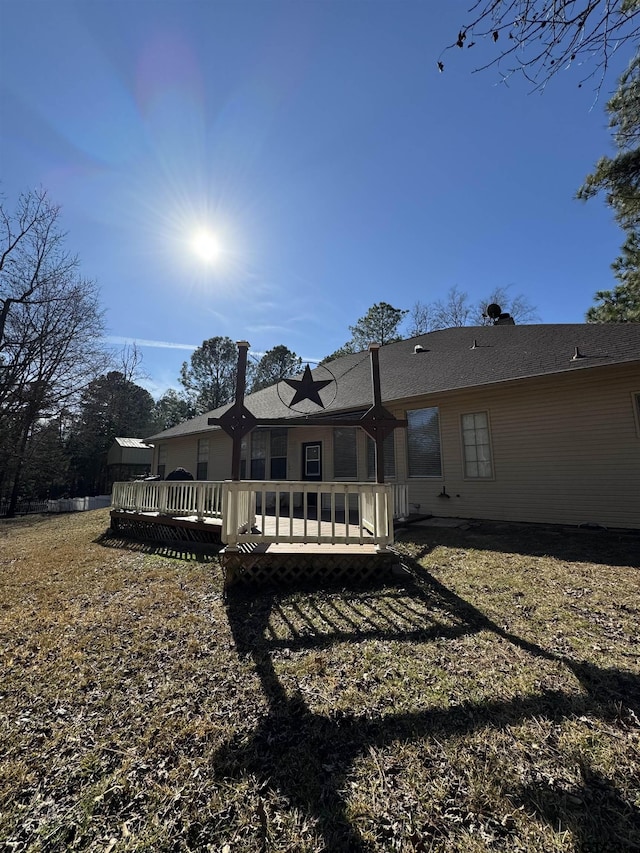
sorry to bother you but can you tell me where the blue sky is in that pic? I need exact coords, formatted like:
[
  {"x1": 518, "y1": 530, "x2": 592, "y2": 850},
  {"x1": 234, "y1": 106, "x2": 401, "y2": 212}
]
[{"x1": 0, "y1": 0, "x2": 631, "y2": 398}]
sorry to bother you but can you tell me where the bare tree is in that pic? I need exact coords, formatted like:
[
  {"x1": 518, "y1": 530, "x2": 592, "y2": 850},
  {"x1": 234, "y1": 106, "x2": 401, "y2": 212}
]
[
  {"x1": 442, "y1": 0, "x2": 640, "y2": 90},
  {"x1": 1, "y1": 275, "x2": 106, "y2": 513},
  {"x1": 432, "y1": 286, "x2": 474, "y2": 329},
  {"x1": 0, "y1": 189, "x2": 107, "y2": 513},
  {"x1": 473, "y1": 285, "x2": 540, "y2": 324},
  {"x1": 406, "y1": 301, "x2": 437, "y2": 336},
  {"x1": 0, "y1": 188, "x2": 76, "y2": 348},
  {"x1": 117, "y1": 342, "x2": 146, "y2": 383},
  {"x1": 408, "y1": 285, "x2": 538, "y2": 332}
]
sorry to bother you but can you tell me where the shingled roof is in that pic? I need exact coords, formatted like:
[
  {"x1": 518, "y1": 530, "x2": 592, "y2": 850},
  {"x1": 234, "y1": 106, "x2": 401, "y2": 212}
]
[{"x1": 147, "y1": 323, "x2": 640, "y2": 441}]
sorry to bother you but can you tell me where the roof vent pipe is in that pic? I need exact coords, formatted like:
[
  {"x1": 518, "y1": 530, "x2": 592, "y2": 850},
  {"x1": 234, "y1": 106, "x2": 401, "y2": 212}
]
[{"x1": 572, "y1": 346, "x2": 586, "y2": 360}]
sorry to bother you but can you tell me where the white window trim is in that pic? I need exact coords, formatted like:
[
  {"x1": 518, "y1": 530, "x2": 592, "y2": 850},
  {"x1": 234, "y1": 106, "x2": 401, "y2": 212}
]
[
  {"x1": 460, "y1": 411, "x2": 495, "y2": 481},
  {"x1": 632, "y1": 392, "x2": 640, "y2": 438}
]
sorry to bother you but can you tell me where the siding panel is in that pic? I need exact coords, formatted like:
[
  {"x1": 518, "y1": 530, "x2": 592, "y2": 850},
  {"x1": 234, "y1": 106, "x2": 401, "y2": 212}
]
[{"x1": 395, "y1": 364, "x2": 640, "y2": 529}]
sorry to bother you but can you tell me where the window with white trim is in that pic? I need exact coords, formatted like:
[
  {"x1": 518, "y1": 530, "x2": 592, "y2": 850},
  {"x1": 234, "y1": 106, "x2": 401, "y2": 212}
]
[
  {"x1": 197, "y1": 438, "x2": 209, "y2": 480},
  {"x1": 333, "y1": 428, "x2": 357, "y2": 479},
  {"x1": 407, "y1": 407, "x2": 442, "y2": 477},
  {"x1": 461, "y1": 412, "x2": 493, "y2": 479}
]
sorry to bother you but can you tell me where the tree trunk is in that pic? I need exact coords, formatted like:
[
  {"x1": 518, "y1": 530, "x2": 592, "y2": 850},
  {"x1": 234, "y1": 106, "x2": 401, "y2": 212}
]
[{"x1": 6, "y1": 418, "x2": 32, "y2": 517}]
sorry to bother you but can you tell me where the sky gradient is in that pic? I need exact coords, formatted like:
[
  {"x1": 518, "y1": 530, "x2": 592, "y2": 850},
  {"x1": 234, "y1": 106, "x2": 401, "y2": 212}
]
[{"x1": 0, "y1": 0, "x2": 632, "y2": 398}]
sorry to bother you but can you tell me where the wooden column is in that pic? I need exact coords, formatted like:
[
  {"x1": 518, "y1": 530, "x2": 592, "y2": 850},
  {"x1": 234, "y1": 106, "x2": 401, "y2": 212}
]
[
  {"x1": 231, "y1": 341, "x2": 249, "y2": 481},
  {"x1": 369, "y1": 344, "x2": 385, "y2": 484}
]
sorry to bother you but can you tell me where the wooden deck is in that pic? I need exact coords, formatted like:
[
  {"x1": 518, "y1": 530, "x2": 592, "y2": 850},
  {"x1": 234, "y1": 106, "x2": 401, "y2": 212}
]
[
  {"x1": 109, "y1": 509, "x2": 399, "y2": 588},
  {"x1": 110, "y1": 510, "x2": 223, "y2": 544}
]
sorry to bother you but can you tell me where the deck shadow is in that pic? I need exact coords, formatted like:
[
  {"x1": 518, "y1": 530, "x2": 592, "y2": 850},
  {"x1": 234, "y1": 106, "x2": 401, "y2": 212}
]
[
  {"x1": 209, "y1": 559, "x2": 640, "y2": 851},
  {"x1": 94, "y1": 529, "x2": 220, "y2": 563}
]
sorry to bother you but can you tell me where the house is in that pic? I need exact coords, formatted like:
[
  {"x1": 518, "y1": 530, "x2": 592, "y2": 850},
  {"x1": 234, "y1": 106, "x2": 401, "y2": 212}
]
[
  {"x1": 106, "y1": 437, "x2": 153, "y2": 490},
  {"x1": 145, "y1": 324, "x2": 640, "y2": 531}
]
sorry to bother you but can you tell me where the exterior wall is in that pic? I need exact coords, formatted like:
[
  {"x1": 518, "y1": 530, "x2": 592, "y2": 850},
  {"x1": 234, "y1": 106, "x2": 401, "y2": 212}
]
[
  {"x1": 208, "y1": 431, "x2": 233, "y2": 479},
  {"x1": 287, "y1": 427, "x2": 334, "y2": 480},
  {"x1": 106, "y1": 445, "x2": 152, "y2": 467},
  {"x1": 149, "y1": 362, "x2": 640, "y2": 529},
  {"x1": 151, "y1": 431, "x2": 232, "y2": 480},
  {"x1": 391, "y1": 362, "x2": 640, "y2": 530}
]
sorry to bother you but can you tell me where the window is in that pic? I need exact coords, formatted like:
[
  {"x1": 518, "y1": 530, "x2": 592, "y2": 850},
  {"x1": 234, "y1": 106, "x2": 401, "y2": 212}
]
[
  {"x1": 461, "y1": 412, "x2": 493, "y2": 479},
  {"x1": 304, "y1": 443, "x2": 321, "y2": 477},
  {"x1": 197, "y1": 438, "x2": 209, "y2": 480},
  {"x1": 634, "y1": 392, "x2": 640, "y2": 437},
  {"x1": 366, "y1": 433, "x2": 396, "y2": 480},
  {"x1": 333, "y1": 428, "x2": 357, "y2": 479},
  {"x1": 407, "y1": 407, "x2": 442, "y2": 477},
  {"x1": 157, "y1": 445, "x2": 167, "y2": 479},
  {"x1": 270, "y1": 429, "x2": 288, "y2": 479},
  {"x1": 251, "y1": 430, "x2": 267, "y2": 479},
  {"x1": 240, "y1": 437, "x2": 248, "y2": 479}
]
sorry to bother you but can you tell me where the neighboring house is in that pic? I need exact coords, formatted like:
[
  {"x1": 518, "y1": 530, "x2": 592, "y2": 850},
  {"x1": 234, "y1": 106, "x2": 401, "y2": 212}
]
[
  {"x1": 145, "y1": 324, "x2": 640, "y2": 530},
  {"x1": 106, "y1": 438, "x2": 153, "y2": 490}
]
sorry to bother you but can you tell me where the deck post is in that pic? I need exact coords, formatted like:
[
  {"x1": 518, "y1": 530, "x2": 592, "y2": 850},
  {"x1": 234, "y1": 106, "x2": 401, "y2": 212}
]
[
  {"x1": 223, "y1": 481, "x2": 239, "y2": 550},
  {"x1": 231, "y1": 342, "x2": 249, "y2": 481},
  {"x1": 375, "y1": 487, "x2": 389, "y2": 552},
  {"x1": 196, "y1": 482, "x2": 204, "y2": 521},
  {"x1": 369, "y1": 344, "x2": 385, "y2": 485}
]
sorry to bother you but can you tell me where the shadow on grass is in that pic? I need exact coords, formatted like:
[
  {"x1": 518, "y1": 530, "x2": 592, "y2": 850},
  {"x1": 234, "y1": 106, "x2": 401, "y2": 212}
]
[
  {"x1": 94, "y1": 530, "x2": 219, "y2": 563},
  {"x1": 511, "y1": 767, "x2": 640, "y2": 852},
  {"x1": 396, "y1": 520, "x2": 640, "y2": 569},
  {"x1": 212, "y1": 558, "x2": 640, "y2": 851}
]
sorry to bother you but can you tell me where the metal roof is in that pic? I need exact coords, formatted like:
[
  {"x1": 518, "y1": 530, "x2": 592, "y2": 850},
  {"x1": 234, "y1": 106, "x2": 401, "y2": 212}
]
[{"x1": 113, "y1": 437, "x2": 153, "y2": 449}]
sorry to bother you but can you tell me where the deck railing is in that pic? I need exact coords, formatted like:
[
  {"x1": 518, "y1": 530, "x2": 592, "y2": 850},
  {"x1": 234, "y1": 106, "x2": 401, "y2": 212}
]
[
  {"x1": 222, "y1": 481, "x2": 396, "y2": 551},
  {"x1": 111, "y1": 480, "x2": 224, "y2": 521},
  {"x1": 392, "y1": 483, "x2": 409, "y2": 522},
  {"x1": 111, "y1": 480, "x2": 407, "y2": 549}
]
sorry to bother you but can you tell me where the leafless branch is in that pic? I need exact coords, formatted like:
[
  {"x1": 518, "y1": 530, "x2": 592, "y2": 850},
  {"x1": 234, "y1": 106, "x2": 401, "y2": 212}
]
[{"x1": 442, "y1": 1, "x2": 640, "y2": 91}]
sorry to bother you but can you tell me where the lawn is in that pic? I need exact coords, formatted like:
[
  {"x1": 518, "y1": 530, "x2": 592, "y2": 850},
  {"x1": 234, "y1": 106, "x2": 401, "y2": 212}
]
[{"x1": 0, "y1": 509, "x2": 639, "y2": 852}]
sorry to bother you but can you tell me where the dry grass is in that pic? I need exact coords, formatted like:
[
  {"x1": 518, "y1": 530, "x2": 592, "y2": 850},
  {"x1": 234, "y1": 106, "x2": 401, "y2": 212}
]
[{"x1": 1, "y1": 510, "x2": 639, "y2": 852}]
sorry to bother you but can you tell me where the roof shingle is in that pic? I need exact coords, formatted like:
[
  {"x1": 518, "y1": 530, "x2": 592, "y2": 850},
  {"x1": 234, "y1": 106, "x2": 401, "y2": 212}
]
[{"x1": 147, "y1": 324, "x2": 640, "y2": 441}]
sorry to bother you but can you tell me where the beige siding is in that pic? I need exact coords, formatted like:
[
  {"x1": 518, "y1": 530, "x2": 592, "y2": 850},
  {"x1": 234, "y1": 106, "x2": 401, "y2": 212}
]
[
  {"x1": 152, "y1": 363, "x2": 640, "y2": 529},
  {"x1": 208, "y1": 431, "x2": 233, "y2": 479},
  {"x1": 287, "y1": 427, "x2": 334, "y2": 480},
  {"x1": 152, "y1": 430, "x2": 233, "y2": 480},
  {"x1": 393, "y1": 363, "x2": 640, "y2": 529}
]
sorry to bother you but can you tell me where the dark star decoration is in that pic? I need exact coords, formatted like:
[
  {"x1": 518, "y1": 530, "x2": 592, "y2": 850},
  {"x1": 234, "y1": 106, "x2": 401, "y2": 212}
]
[{"x1": 283, "y1": 364, "x2": 332, "y2": 408}]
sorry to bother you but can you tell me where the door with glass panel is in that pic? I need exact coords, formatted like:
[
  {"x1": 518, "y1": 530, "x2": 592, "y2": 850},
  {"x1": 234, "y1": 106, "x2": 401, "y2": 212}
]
[{"x1": 302, "y1": 442, "x2": 322, "y2": 509}]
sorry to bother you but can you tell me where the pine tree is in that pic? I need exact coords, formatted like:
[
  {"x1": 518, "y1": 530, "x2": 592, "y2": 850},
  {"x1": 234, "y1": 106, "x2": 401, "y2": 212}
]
[{"x1": 579, "y1": 52, "x2": 640, "y2": 321}]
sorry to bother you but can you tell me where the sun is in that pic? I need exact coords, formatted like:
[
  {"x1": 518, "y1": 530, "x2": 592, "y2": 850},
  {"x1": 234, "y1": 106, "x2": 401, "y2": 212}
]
[{"x1": 191, "y1": 228, "x2": 221, "y2": 264}]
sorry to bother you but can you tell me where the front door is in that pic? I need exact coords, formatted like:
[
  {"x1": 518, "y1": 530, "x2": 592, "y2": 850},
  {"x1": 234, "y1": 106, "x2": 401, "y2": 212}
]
[{"x1": 302, "y1": 442, "x2": 322, "y2": 509}]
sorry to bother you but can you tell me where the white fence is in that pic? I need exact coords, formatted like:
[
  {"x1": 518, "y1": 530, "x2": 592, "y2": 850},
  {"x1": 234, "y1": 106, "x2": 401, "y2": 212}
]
[
  {"x1": 47, "y1": 495, "x2": 112, "y2": 513},
  {"x1": 111, "y1": 480, "x2": 224, "y2": 521}
]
